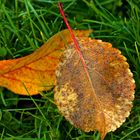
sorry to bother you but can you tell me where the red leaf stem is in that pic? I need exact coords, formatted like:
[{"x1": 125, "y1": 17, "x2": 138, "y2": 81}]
[{"x1": 58, "y1": 2, "x2": 88, "y2": 74}]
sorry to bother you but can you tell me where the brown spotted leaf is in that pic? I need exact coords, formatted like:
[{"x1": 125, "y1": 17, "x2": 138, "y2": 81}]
[
  {"x1": 0, "y1": 29, "x2": 91, "y2": 95},
  {"x1": 54, "y1": 37, "x2": 135, "y2": 139}
]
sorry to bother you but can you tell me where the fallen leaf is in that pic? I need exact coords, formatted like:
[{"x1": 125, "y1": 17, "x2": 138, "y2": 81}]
[
  {"x1": 0, "y1": 29, "x2": 92, "y2": 95},
  {"x1": 54, "y1": 37, "x2": 135, "y2": 139}
]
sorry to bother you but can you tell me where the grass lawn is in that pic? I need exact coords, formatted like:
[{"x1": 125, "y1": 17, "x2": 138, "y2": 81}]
[{"x1": 0, "y1": 0, "x2": 140, "y2": 139}]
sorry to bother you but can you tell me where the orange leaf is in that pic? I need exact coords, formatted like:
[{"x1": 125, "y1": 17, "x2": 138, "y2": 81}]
[
  {"x1": 54, "y1": 37, "x2": 135, "y2": 140},
  {"x1": 0, "y1": 29, "x2": 92, "y2": 95}
]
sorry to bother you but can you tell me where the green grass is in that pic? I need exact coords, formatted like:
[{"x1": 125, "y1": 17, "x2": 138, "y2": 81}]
[{"x1": 0, "y1": 0, "x2": 140, "y2": 139}]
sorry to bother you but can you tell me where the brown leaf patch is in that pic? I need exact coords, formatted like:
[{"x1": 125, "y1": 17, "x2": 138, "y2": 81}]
[{"x1": 54, "y1": 37, "x2": 135, "y2": 139}]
